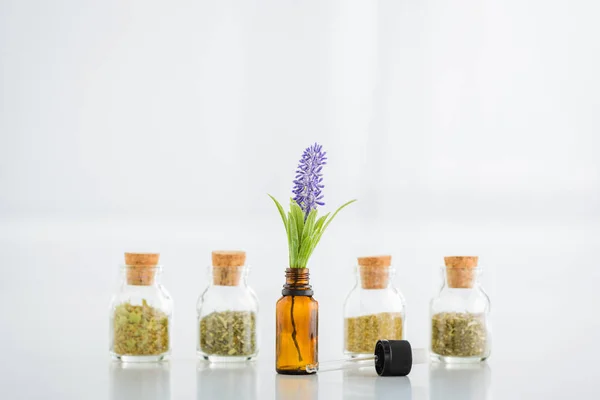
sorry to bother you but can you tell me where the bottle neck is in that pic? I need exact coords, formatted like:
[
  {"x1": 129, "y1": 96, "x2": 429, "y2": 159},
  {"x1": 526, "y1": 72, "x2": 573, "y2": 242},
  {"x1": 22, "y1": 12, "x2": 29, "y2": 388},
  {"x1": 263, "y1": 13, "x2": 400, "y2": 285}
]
[{"x1": 282, "y1": 268, "x2": 313, "y2": 296}]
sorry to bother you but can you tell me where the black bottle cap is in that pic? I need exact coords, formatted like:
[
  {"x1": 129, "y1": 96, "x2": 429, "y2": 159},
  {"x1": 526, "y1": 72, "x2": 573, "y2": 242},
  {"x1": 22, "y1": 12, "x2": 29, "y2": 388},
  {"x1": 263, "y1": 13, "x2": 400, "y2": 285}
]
[{"x1": 374, "y1": 339, "x2": 413, "y2": 376}]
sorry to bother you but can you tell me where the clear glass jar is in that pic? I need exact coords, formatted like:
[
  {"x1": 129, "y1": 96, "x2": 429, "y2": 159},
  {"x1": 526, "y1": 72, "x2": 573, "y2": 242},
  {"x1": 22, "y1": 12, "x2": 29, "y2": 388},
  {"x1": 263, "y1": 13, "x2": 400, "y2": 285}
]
[
  {"x1": 430, "y1": 256, "x2": 491, "y2": 363},
  {"x1": 109, "y1": 253, "x2": 173, "y2": 362},
  {"x1": 197, "y1": 251, "x2": 259, "y2": 362},
  {"x1": 343, "y1": 256, "x2": 406, "y2": 356}
]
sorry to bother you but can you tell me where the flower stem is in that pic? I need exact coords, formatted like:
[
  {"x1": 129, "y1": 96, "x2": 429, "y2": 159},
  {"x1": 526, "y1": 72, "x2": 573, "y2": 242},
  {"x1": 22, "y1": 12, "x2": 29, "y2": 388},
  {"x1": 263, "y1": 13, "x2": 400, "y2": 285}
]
[{"x1": 290, "y1": 296, "x2": 303, "y2": 362}]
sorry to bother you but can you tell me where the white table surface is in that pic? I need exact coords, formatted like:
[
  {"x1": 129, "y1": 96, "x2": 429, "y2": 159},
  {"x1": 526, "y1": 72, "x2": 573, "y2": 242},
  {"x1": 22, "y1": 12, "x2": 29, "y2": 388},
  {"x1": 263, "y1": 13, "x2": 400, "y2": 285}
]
[
  {"x1": 3, "y1": 351, "x2": 595, "y2": 399},
  {"x1": 0, "y1": 218, "x2": 598, "y2": 399}
]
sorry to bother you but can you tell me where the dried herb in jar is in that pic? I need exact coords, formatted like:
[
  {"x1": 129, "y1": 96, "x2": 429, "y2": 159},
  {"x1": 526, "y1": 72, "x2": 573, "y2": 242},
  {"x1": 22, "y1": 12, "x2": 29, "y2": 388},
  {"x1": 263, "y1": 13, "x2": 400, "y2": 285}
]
[
  {"x1": 113, "y1": 299, "x2": 170, "y2": 355},
  {"x1": 199, "y1": 310, "x2": 257, "y2": 356},
  {"x1": 345, "y1": 312, "x2": 403, "y2": 354},
  {"x1": 431, "y1": 312, "x2": 487, "y2": 357}
]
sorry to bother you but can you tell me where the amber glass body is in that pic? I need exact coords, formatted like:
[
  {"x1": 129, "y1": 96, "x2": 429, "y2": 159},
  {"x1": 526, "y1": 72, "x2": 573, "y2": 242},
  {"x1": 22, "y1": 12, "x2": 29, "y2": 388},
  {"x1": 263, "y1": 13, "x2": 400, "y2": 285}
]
[{"x1": 276, "y1": 268, "x2": 319, "y2": 375}]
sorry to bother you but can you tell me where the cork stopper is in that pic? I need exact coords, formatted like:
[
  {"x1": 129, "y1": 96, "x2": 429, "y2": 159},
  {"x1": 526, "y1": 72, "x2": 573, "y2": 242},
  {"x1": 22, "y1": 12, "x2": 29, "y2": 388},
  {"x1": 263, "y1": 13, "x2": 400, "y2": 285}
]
[
  {"x1": 212, "y1": 251, "x2": 246, "y2": 286},
  {"x1": 444, "y1": 256, "x2": 478, "y2": 288},
  {"x1": 358, "y1": 255, "x2": 391, "y2": 289},
  {"x1": 125, "y1": 252, "x2": 160, "y2": 286}
]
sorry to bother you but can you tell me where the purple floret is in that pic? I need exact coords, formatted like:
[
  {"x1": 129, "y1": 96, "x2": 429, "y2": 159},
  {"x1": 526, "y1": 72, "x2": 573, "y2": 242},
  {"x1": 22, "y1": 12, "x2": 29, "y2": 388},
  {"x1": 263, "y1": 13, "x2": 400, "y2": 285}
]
[{"x1": 292, "y1": 143, "x2": 327, "y2": 217}]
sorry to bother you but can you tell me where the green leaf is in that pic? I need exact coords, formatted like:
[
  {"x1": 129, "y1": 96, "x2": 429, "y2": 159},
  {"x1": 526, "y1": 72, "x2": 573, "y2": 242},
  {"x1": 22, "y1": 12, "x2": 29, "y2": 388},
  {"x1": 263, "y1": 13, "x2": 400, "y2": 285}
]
[
  {"x1": 269, "y1": 194, "x2": 292, "y2": 266},
  {"x1": 314, "y1": 213, "x2": 329, "y2": 234},
  {"x1": 321, "y1": 199, "x2": 357, "y2": 234},
  {"x1": 290, "y1": 200, "x2": 305, "y2": 248},
  {"x1": 268, "y1": 194, "x2": 288, "y2": 234},
  {"x1": 300, "y1": 209, "x2": 317, "y2": 246},
  {"x1": 270, "y1": 196, "x2": 356, "y2": 269},
  {"x1": 297, "y1": 209, "x2": 318, "y2": 268},
  {"x1": 298, "y1": 234, "x2": 321, "y2": 268},
  {"x1": 288, "y1": 210, "x2": 299, "y2": 267},
  {"x1": 297, "y1": 238, "x2": 314, "y2": 267},
  {"x1": 303, "y1": 200, "x2": 357, "y2": 267}
]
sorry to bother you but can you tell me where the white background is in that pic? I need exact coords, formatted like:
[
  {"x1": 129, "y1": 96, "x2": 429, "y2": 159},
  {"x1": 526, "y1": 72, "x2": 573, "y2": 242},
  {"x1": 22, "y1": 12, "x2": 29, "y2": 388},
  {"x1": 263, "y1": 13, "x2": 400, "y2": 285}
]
[{"x1": 1, "y1": 0, "x2": 599, "y2": 398}]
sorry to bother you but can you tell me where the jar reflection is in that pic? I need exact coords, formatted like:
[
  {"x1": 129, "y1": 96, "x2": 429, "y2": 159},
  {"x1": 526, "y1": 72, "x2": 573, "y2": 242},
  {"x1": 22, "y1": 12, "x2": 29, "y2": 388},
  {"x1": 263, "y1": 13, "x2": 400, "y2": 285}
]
[
  {"x1": 275, "y1": 375, "x2": 318, "y2": 400},
  {"x1": 196, "y1": 361, "x2": 257, "y2": 400},
  {"x1": 429, "y1": 363, "x2": 491, "y2": 400},
  {"x1": 343, "y1": 369, "x2": 412, "y2": 400},
  {"x1": 109, "y1": 362, "x2": 171, "y2": 400}
]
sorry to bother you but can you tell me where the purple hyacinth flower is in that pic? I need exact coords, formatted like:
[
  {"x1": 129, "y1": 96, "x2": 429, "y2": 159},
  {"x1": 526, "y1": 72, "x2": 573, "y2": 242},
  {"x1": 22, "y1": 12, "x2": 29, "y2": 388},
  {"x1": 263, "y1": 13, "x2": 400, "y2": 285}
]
[{"x1": 292, "y1": 143, "x2": 327, "y2": 217}]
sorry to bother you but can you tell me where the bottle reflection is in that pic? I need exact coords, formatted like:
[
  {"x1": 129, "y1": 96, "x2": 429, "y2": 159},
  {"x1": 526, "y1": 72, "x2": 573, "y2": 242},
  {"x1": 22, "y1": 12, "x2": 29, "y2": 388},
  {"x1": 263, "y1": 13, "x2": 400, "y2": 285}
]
[
  {"x1": 429, "y1": 363, "x2": 491, "y2": 400},
  {"x1": 275, "y1": 374, "x2": 319, "y2": 400},
  {"x1": 343, "y1": 368, "x2": 412, "y2": 400},
  {"x1": 197, "y1": 361, "x2": 257, "y2": 400},
  {"x1": 109, "y1": 362, "x2": 171, "y2": 400}
]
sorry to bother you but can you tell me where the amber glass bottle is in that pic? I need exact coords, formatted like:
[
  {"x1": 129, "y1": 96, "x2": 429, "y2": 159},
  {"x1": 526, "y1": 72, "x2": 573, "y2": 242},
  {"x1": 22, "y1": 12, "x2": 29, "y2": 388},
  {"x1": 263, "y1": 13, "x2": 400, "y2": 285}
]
[{"x1": 276, "y1": 268, "x2": 319, "y2": 374}]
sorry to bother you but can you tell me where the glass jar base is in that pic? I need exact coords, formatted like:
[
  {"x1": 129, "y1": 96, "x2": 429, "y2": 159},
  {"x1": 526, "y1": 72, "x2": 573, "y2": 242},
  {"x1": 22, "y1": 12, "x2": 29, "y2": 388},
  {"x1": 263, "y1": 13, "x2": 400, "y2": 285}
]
[
  {"x1": 430, "y1": 353, "x2": 488, "y2": 364},
  {"x1": 111, "y1": 353, "x2": 169, "y2": 363},
  {"x1": 197, "y1": 352, "x2": 257, "y2": 363},
  {"x1": 276, "y1": 366, "x2": 315, "y2": 375}
]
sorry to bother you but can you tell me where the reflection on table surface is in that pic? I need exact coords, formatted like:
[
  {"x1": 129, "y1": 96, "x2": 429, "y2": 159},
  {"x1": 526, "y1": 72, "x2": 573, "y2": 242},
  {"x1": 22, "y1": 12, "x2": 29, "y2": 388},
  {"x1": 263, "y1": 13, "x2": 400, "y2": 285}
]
[
  {"x1": 429, "y1": 363, "x2": 491, "y2": 400},
  {"x1": 276, "y1": 374, "x2": 319, "y2": 400},
  {"x1": 107, "y1": 359, "x2": 491, "y2": 400},
  {"x1": 197, "y1": 360, "x2": 258, "y2": 400},
  {"x1": 110, "y1": 362, "x2": 171, "y2": 400},
  {"x1": 343, "y1": 367, "x2": 412, "y2": 400}
]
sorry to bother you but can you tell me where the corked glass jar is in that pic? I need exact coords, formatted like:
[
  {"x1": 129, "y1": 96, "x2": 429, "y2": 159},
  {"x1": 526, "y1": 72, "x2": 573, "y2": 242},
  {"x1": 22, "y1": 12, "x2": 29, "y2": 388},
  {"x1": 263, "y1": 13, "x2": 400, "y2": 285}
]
[
  {"x1": 430, "y1": 256, "x2": 491, "y2": 363},
  {"x1": 275, "y1": 268, "x2": 319, "y2": 374},
  {"x1": 109, "y1": 253, "x2": 173, "y2": 362},
  {"x1": 343, "y1": 255, "x2": 406, "y2": 356},
  {"x1": 197, "y1": 251, "x2": 259, "y2": 362}
]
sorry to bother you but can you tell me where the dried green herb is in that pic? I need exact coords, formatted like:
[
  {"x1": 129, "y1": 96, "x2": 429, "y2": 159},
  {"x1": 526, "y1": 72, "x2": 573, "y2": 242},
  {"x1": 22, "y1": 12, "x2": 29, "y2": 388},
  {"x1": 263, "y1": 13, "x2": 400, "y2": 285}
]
[
  {"x1": 199, "y1": 311, "x2": 257, "y2": 356},
  {"x1": 113, "y1": 299, "x2": 170, "y2": 355},
  {"x1": 345, "y1": 312, "x2": 403, "y2": 354},
  {"x1": 431, "y1": 312, "x2": 487, "y2": 357}
]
